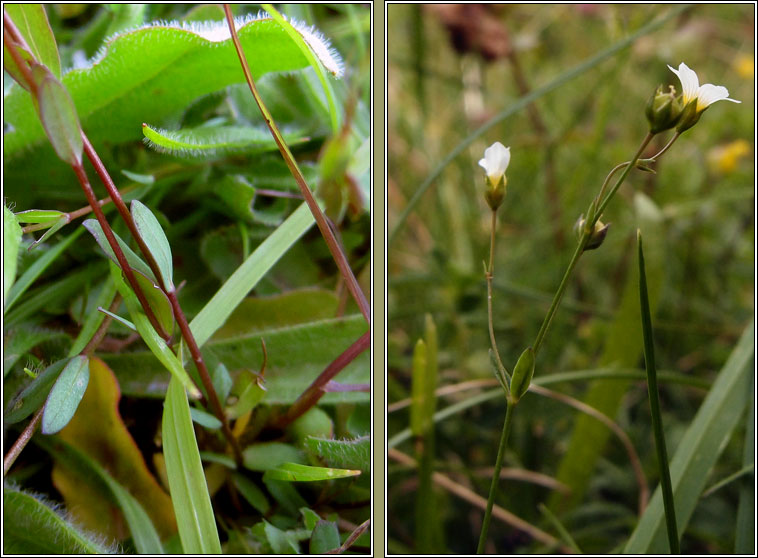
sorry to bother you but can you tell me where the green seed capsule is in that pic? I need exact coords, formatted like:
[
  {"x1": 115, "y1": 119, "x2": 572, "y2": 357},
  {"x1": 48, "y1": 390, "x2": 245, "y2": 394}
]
[{"x1": 509, "y1": 346, "x2": 535, "y2": 404}]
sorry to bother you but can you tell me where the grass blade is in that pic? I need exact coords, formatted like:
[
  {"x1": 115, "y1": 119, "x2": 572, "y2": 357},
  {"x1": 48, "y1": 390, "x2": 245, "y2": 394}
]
[
  {"x1": 624, "y1": 319, "x2": 754, "y2": 553},
  {"x1": 162, "y1": 374, "x2": 221, "y2": 554},
  {"x1": 637, "y1": 230, "x2": 678, "y2": 553},
  {"x1": 189, "y1": 201, "x2": 314, "y2": 347},
  {"x1": 734, "y1": 380, "x2": 754, "y2": 553}
]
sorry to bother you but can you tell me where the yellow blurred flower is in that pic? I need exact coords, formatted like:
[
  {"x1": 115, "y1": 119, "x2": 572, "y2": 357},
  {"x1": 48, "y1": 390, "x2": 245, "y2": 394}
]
[
  {"x1": 707, "y1": 139, "x2": 751, "y2": 174},
  {"x1": 734, "y1": 55, "x2": 754, "y2": 79}
]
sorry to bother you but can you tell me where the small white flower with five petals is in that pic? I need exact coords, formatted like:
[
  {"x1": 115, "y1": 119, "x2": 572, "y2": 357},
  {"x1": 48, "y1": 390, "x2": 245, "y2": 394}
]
[{"x1": 668, "y1": 62, "x2": 741, "y2": 112}]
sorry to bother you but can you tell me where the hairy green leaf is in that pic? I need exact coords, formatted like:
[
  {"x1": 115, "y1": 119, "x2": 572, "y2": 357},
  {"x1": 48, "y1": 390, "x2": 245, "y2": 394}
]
[
  {"x1": 142, "y1": 123, "x2": 305, "y2": 159},
  {"x1": 304, "y1": 436, "x2": 370, "y2": 473},
  {"x1": 5, "y1": 15, "x2": 343, "y2": 158},
  {"x1": 3, "y1": 485, "x2": 115, "y2": 554}
]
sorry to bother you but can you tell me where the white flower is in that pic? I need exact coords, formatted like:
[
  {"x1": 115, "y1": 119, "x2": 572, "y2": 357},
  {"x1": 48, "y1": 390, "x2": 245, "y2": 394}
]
[
  {"x1": 478, "y1": 142, "x2": 511, "y2": 185},
  {"x1": 668, "y1": 62, "x2": 741, "y2": 112}
]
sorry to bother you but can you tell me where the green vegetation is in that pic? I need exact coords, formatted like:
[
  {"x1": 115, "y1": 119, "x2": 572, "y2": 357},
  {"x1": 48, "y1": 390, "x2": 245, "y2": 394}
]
[
  {"x1": 4, "y1": 4, "x2": 370, "y2": 554},
  {"x1": 387, "y1": 4, "x2": 753, "y2": 554}
]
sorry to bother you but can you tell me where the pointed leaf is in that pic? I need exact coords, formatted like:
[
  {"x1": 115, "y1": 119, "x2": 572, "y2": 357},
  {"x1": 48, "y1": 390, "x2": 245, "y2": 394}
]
[
  {"x1": 130, "y1": 200, "x2": 173, "y2": 290},
  {"x1": 110, "y1": 262, "x2": 198, "y2": 398},
  {"x1": 624, "y1": 320, "x2": 754, "y2": 553},
  {"x1": 163, "y1": 374, "x2": 222, "y2": 554},
  {"x1": 3, "y1": 4, "x2": 61, "y2": 82},
  {"x1": 263, "y1": 462, "x2": 361, "y2": 482},
  {"x1": 233, "y1": 473, "x2": 270, "y2": 515},
  {"x1": 29, "y1": 214, "x2": 68, "y2": 250},
  {"x1": 83, "y1": 218, "x2": 156, "y2": 283},
  {"x1": 3, "y1": 204, "x2": 22, "y2": 307},
  {"x1": 14, "y1": 209, "x2": 66, "y2": 224},
  {"x1": 41, "y1": 355, "x2": 90, "y2": 434},
  {"x1": 34, "y1": 66, "x2": 83, "y2": 165},
  {"x1": 5, "y1": 358, "x2": 69, "y2": 424},
  {"x1": 142, "y1": 122, "x2": 305, "y2": 159},
  {"x1": 132, "y1": 268, "x2": 174, "y2": 336}
]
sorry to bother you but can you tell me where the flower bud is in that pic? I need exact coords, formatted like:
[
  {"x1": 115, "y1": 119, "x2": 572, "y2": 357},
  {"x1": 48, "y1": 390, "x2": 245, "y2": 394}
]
[
  {"x1": 479, "y1": 142, "x2": 511, "y2": 211},
  {"x1": 575, "y1": 216, "x2": 611, "y2": 251},
  {"x1": 509, "y1": 346, "x2": 535, "y2": 404},
  {"x1": 645, "y1": 85, "x2": 683, "y2": 134}
]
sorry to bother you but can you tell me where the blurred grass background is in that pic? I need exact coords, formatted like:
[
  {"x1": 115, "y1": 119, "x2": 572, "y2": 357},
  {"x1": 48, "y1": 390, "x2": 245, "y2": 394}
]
[{"x1": 386, "y1": 4, "x2": 754, "y2": 554}]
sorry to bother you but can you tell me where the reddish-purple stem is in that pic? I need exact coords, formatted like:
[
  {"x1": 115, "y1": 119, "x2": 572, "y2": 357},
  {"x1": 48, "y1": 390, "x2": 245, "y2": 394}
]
[
  {"x1": 222, "y1": 5, "x2": 371, "y2": 323},
  {"x1": 80, "y1": 133, "x2": 243, "y2": 465},
  {"x1": 277, "y1": 331, "x2": 370, "y2": 428}
]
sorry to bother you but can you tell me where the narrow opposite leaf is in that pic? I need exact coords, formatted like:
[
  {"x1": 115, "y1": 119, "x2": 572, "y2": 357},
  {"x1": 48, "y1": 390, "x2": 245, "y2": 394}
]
[
  {"x1": 637, "y1": 229, "x2": 679, "y2": 554},
  {"x1": 34, "y1": 66, "x2": 83, "y2": 165},
  {"x1": 162, "y1": 374, "x2": 221, "y2": 554},
  {"x1": 41, "y1": 355, "x2": 90, "y2": 435},
  {"x1": 83, "y1": 219, "x2": 156, "y2": 283},
  {"x1": 130, "y1": 200, "x2": 174, "y2": 291}
]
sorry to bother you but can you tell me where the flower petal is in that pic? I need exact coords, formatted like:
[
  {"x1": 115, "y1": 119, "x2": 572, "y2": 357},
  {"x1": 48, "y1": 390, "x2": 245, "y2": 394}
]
[
  {"x1": 669, "y1": 62, "x2": 699, "y2": 104},
  {"x1": 481, "y1": 142, "x2": 511, "y2": 182},
  {"x1": 697, "y1": 83, "x2": 741, "y2": 110}
]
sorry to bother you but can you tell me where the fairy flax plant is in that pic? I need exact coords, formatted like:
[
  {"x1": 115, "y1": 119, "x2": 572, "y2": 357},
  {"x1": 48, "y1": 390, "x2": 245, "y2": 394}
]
[{"x1": 475, "y1": 62, "x2": 739, "y2": 554}]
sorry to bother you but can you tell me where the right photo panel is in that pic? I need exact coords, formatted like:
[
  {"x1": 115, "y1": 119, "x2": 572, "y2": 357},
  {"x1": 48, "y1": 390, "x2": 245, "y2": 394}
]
[{"x1": 386, "y1": 3, "x2": 755, "y2": 555}]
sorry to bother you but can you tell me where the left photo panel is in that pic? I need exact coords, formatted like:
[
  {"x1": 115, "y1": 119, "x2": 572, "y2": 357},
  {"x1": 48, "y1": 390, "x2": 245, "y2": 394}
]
[{"x1": 3, "y1": 3, "x2": 372, "y2": 555}]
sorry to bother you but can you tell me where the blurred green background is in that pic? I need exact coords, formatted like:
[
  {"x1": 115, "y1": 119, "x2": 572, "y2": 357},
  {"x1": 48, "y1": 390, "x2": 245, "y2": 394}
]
[{"x1": 387, "y1": 4, "x2": 753, "y2": 554}]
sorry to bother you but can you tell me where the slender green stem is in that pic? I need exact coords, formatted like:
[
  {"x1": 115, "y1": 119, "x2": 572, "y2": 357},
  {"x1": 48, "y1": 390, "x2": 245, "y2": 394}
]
[
  {"x1": 533, "y1": 132, "x2": 654, "y2": 356},
  {"x1": 638, "y1": 231, "x2": 679, "y2": 553},
  {"x1": 476, "y1": 400, "x2": 515, "y2": 554},
  {"x1": 650, "y1": 132, "x2": 680, "y2": 160},
  {"x1": 486, "y1": 209, "x2": 510, "y2": 384},
  {"x1": 594, "y1": 132, "x2": 653, "y2": 221},
  {"x1": 532, "y1": 235, "x2": 588, "y2": 355}
]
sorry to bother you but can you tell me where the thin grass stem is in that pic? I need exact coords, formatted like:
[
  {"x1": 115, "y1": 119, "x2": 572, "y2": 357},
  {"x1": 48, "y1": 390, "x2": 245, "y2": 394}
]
[
  {"x1": 638, "y1": 230, "x2": 679, "y2": 554},
  {"x1": 476, "y1": 400, "x2": 515, "y2": 553}
]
